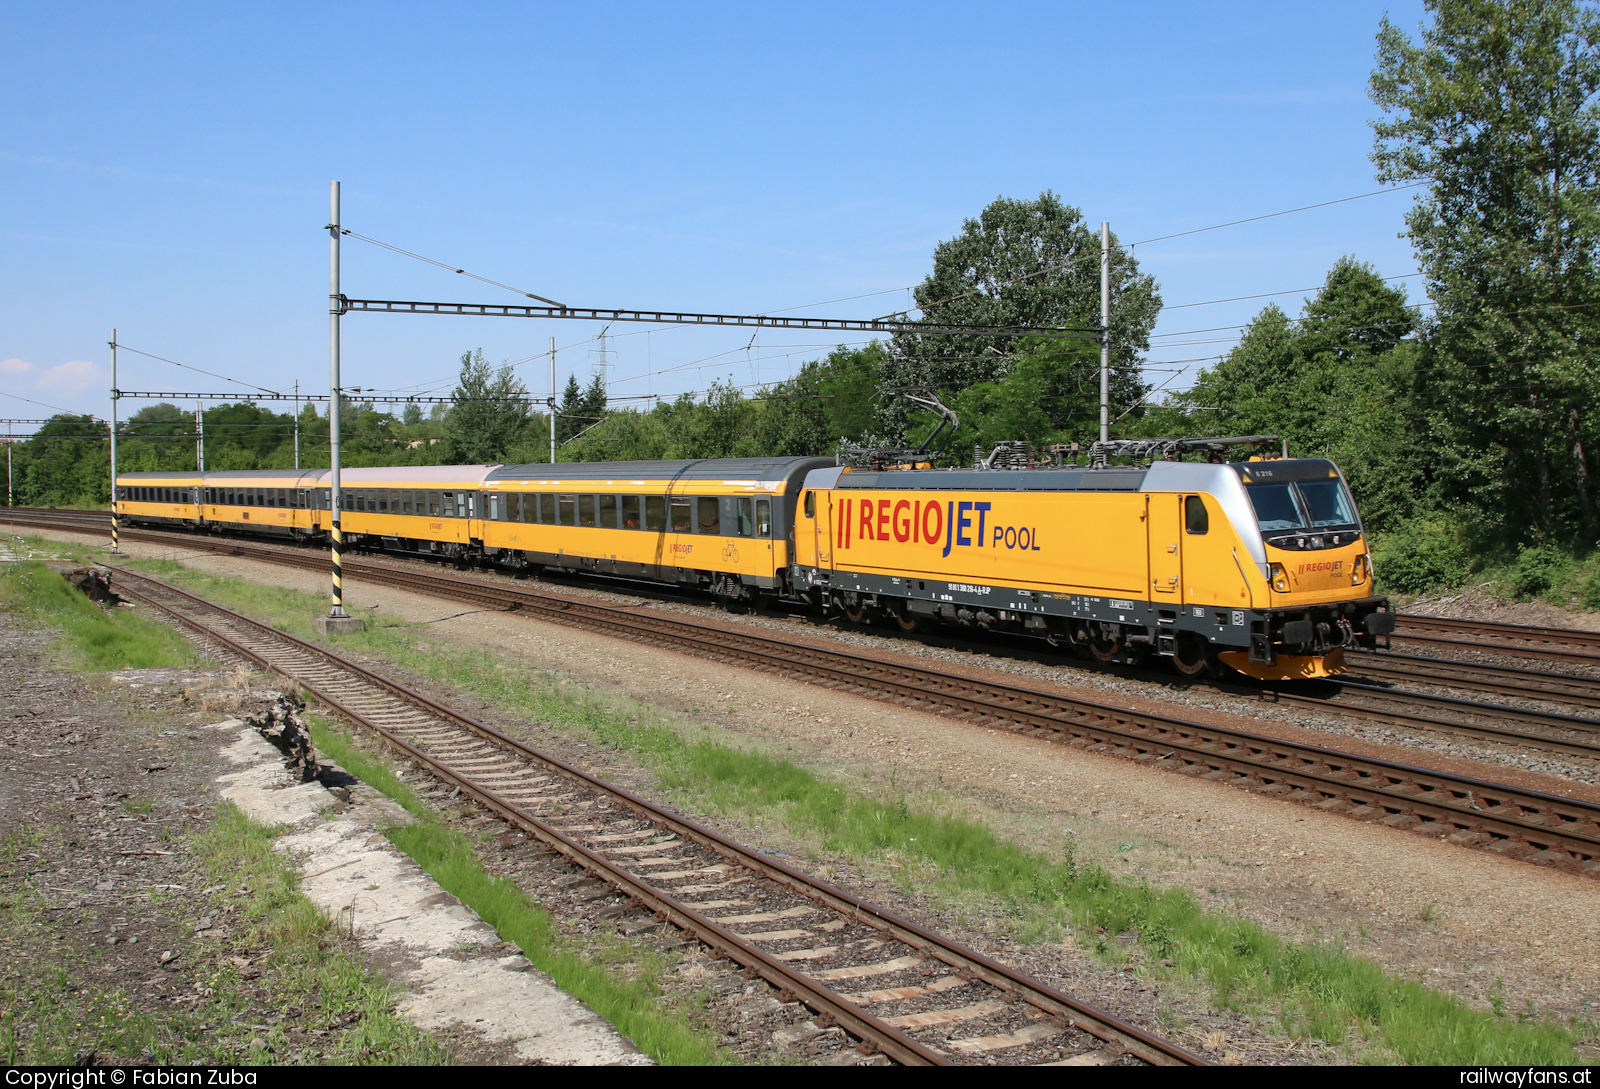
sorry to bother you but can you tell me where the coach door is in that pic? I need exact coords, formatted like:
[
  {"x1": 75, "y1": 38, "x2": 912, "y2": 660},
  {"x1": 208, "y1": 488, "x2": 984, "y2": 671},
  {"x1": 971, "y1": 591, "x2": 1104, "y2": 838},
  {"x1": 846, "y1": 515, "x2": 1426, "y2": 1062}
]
[{"x1": 1148, "y1": 494, "x2": 1183, "y2": 601}]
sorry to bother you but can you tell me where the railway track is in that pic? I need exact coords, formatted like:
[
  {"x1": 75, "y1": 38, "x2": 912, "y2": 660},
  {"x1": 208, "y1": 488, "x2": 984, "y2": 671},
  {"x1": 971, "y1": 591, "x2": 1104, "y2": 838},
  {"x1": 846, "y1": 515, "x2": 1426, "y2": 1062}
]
[
  {"x1": 11, "y1": 509, "x2": 1600, "y2": 873},
  {"x1": 106, "y1": 564, "x2": 1200, "y2": 1068},
  {"x1": 1393, "y1": 614, "x2": 1600, "y2": 665}
]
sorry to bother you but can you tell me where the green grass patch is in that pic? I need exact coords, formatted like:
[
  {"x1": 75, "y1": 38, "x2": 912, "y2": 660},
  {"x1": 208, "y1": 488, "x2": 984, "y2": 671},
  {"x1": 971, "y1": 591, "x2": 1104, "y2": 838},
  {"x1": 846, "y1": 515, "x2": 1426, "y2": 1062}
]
[
  {"x1": 312, "y1": 720, "x2": 732, "y2": 1066},
  {"x1": 0, "y1": 807, "x2": 445, "y2": 1064},
  {"x1": 0, "y1": 559, "x2": 194, "y2": 670},
  {"x1": 129, "y1": 555, "x2": 1596, "y2": 1065}
]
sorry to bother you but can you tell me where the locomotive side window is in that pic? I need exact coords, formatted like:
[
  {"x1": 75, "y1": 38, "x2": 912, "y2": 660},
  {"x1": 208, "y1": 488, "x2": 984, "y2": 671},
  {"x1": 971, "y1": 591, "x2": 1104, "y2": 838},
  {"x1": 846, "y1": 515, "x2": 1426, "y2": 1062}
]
[
  {"x1": 622, "y1": 495, "x2": 641, "y2": 529},
  {"x1": 558, "y1": 495, "x2": 576, "y2": 526},
  {"x1": 646, "y1": 496, "x2": 666, "y2": 531},
  {"x1": 803, "y1": 490, "x2": 814, "y2": 518},
  {"x1": 599, "y1": 494, "x2": 618, "y2": 528},
  {"x1": 1185, "y1": 495, "x2": 1209, "y2": 535},
  {"x1": 670, "y1": 497, "x2": 692, "y2": 533},
  {"x1": 696, "y1": 497, "x2": 720, "y2": 535},
  {"x1": 756, "y1": 498, "x2": 771, "y2": 537},
  {"x1": 579, "y1": 495, "x2": 597, "y2": 527}
]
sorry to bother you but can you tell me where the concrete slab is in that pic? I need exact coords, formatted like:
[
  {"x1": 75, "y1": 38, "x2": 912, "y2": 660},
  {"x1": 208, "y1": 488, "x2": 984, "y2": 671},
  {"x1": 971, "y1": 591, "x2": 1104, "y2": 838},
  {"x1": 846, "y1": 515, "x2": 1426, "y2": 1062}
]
[{"x1": 213, "y1": 718, "x2": 649, "y2": 1066}]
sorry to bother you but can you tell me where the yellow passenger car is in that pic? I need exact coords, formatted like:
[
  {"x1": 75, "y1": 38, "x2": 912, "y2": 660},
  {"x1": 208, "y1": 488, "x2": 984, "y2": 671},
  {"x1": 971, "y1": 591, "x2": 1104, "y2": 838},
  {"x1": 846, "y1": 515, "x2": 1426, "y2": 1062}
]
[
  {"x1": 333, "y1": 465, "x2": 496, "y2": 558},
  {"x1": 115, "y1": 472, "x2": 204, "y2": 529},
  {"x1": 794, "y1": 457, "x2": 1391, "y2": 681},
  {"x1": 479, "y1": 457, "x2": 832, "y2": 604},
  {"x1": 198, "y1": 469, "x2": 327, "y2": 538}
]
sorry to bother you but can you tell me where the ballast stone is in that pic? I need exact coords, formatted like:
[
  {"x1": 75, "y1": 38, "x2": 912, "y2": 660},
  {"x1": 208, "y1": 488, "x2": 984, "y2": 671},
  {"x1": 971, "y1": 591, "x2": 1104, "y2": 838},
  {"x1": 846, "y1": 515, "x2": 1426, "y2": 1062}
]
[{"x1": 212, "y1": 716, "x2": 649, "y2": 1065}]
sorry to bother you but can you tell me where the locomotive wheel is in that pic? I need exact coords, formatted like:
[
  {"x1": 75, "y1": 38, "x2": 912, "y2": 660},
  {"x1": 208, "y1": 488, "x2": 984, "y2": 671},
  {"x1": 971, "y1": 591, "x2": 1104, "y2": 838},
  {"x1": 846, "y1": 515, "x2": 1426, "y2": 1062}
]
[
  {"x1": 1172, "y1": 633, "x2": 1210, "y2": 677},
  {"x1": 892, "y1": 603, "x2": 932, "y2": 634},
  {"x1": 843, "y1": 598, "x2": 870, "y2": 624},
  {"x1": 1087, "y1": 633, "x2": 1122, "y2": 662}
]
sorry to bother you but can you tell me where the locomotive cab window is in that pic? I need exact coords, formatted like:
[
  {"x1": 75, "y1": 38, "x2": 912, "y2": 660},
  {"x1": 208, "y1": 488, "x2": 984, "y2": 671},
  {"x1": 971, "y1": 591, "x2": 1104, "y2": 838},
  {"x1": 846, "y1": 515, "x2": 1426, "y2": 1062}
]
[
  {"x1": 1185, "y1": 495, "x2": 1209, "y2": 535},
  {"x1": 803, "y1": 490, "x2": 814, "y2": 518}
]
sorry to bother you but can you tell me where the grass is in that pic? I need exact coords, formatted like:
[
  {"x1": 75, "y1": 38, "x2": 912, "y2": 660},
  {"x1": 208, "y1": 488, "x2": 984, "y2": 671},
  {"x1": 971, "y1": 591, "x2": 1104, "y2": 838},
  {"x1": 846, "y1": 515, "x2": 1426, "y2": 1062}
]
[
  {"x1": 312, "y1": 720, "x2": 732, "y2": 1066},
  {"x1": 0, "y1": 807, "x2": 446, "y2": 1065},
  {"x1": 85, "y1": 548, "x2": 1599, "y2": 1064},
  {"x1": 0, "y1": 559, "x2": 194, "y2": 670}
]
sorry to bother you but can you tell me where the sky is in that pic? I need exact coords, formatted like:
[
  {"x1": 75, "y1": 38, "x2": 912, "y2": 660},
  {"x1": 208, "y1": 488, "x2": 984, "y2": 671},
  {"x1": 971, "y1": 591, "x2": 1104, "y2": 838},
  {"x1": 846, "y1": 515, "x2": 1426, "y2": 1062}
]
[{"x1": 1, "y1": 0, "x2": 1431, "y2": 433}]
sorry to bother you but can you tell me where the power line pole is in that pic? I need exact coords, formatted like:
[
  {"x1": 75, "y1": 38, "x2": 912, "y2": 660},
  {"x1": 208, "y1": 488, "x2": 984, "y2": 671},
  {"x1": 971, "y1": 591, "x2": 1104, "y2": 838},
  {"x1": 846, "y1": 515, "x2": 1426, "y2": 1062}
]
[
  {"x1": 293, "y1": 379, "x2": 301, "y2": 470},
  {"x1": 549, "y1": 335, "x2": 557, "y2": 466},
  {"x1": 322, "y1": 179, "x2": 357, "y2": 629},
  {"x1": 195, "y1": 397, "x2": 205, "y2": 471},
  {"x1": 109, "y1": 328, "x2": 120, "y2": 554},
  {"x1": 1099, "y1": 222, "x2": 1110, "y2": 445}
]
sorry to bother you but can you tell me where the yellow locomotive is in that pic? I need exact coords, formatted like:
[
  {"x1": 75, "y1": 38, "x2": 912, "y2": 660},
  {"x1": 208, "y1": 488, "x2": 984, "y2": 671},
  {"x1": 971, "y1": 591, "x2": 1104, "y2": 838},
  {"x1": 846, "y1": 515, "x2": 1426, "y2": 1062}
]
[
  {"x1": 114, "y1": 438, "x2": 1390, "y2": 680},
  {"x1": 791, "y1": 439, "x2": 1392, "y2": 680}
]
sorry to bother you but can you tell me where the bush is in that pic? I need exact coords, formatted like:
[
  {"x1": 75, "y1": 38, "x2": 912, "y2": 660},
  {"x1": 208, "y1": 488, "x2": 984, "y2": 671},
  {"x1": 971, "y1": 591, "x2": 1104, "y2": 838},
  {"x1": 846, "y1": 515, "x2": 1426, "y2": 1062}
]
[
  {"x1": 1371, "y1": 519, "x2": 1470, "y2": 595},
  {"x1": 1512, "y1": 544, "x2": 1566, "y2": 601}
]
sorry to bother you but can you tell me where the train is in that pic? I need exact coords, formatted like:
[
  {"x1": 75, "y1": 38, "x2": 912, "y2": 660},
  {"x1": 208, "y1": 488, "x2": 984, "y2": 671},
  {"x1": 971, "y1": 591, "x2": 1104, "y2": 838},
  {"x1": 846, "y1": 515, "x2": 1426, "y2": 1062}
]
[{"x1": 114, "y1": 439, "x2": 1394, "y2": 681}]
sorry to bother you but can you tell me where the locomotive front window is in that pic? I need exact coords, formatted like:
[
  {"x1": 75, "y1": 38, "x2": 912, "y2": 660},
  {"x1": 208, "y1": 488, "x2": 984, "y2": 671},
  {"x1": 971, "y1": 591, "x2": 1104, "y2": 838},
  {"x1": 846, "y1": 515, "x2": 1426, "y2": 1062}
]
[
  {"x1": 1297, "y1": 479, "x2": 1357, "y2": 527},
  {"x1": 1246, "y1": 480, "x2": 1358, "y2": 532}
]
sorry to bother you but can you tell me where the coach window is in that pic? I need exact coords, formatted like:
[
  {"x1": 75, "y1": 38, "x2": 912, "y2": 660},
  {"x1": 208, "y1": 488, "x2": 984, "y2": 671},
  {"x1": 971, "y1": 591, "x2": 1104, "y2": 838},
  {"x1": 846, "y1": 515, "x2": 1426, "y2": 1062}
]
[
  {"x1": 667, "y1": 496, "x2": 689, "y2": 533},
  {"x1": 1185, "y1": 495, "x2": 1209, "y2": 535},
  {"x1": 421, "y1": 491, "x2": 436, "y2": 516},
  {"x1": 557, "y1": 494, "x2": 576, "y2": 526},
  {"x1": 756, "y1": 498, "x2": 771, "y2": 537},
  {"x1": 645, "y1": 496, "x2": 666, "y2": 531},
  {"x1": 536, "y1": 493, "x2": 554, "y2": 523},
  {"x1": 578, "y1": 494, "x2": 596, "y2": 527},
  {"x1": 598, "y1": 494, "x2": 618, "y2": 528},
  {"x1": 696, "y1": 497, "x2": 720, "y2": 535},
  {"x1": 621, "y1": 495, "x2": 641, "y2": 529},
  {"x1": 736, "y1": 497, "x2": 754, "y2": 536}
]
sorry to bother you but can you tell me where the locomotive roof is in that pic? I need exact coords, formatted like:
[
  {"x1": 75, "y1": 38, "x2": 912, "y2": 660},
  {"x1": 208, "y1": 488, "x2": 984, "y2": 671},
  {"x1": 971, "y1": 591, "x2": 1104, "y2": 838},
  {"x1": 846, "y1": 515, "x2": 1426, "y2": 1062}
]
[
  {"x1": 487, "y1": 456, "x2": 833, "y2": 484},
  {"x1": 827, "y1": 468, "x2": 1150, "y2": 491}
]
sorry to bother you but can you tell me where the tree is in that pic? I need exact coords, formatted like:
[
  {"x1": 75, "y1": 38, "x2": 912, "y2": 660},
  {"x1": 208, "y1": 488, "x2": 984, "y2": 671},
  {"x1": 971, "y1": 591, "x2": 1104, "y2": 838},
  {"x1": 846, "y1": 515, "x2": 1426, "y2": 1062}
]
[
  {"x1": 881, "y1": 192, "x2": 1158, "y2": 436},
  {"x1": 1372, "y1": 0, "x2": 1600, "y2": 542},
  {"x1": 445, "y1": 349, "x2": 532, "y2": 464},
  {"x1": 752, "y1": 343, "x2": 885, "y2": 456},
  {"x1": 401, "y1": 403, "x2": 423, "y2": 426}
]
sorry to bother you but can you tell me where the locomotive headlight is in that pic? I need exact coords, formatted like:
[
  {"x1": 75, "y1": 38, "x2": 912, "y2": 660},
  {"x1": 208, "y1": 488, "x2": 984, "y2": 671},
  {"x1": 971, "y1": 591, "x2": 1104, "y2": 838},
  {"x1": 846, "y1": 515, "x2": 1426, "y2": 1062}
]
[
  {"x1": 1352, "y1": 554, "x2": 1370, "y2": 586},
  {"x1": 1270, "y1": 563, "x2": 1290, "y2": 593}
]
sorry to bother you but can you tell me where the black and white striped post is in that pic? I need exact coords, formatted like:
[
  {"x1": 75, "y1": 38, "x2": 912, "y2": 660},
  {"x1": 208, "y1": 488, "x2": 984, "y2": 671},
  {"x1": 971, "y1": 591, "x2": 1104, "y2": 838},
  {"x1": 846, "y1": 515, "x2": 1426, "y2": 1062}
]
[
  {"x1": 319, "y1": 180, "x2": 364, "y2": 635},
  {"x1": 109, "y1": 328, "x2": 120, "y2": 555}
]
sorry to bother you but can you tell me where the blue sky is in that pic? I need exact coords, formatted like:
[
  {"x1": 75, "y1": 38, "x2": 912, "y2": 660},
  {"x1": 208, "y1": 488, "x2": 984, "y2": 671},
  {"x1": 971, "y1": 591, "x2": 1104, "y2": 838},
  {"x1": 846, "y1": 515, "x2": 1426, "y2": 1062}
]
[{"x1": 1, "y1": 1, "x2": 1428, "y2": 430}]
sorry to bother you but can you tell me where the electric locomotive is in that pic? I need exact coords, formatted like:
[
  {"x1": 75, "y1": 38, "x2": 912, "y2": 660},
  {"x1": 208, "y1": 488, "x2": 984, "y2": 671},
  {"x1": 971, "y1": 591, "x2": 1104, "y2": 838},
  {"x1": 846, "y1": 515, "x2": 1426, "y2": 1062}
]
[{"x1": 789, "y1": 437, "x2": 1393, "y2": 681}]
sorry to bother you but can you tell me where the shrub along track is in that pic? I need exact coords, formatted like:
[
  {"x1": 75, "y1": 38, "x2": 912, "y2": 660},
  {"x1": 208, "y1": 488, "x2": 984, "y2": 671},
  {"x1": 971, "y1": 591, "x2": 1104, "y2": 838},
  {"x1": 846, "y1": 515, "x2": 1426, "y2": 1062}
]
[
  {"x1": 106, "y1": 563, "x2": 1201, "y2": 1068},
  {"x1": 8, "y1": 509, "x2": 1600, "y2": 878}
]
